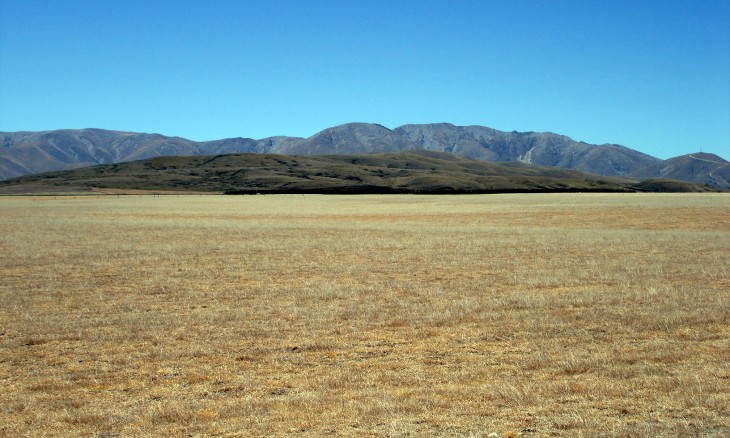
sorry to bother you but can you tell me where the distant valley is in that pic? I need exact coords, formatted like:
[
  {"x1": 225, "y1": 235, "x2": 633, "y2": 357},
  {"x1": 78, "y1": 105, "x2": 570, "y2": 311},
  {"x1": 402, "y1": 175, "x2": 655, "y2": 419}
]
[{"x1": 1, "y1": 123, "x2": 728, "y2": 189}]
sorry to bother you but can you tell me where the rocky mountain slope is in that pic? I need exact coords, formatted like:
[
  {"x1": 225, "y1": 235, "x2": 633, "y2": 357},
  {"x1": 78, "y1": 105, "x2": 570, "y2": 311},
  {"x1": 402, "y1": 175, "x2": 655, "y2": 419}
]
[
  {"x1": 394, "y1": 124, "x2": 661, "y2": 176},
  {"x1": 1, "y1": 123, "x2": 727, "y2": 188},
  {"x1": 630, "y1": 152, "x2": 729, "y2": 189}
]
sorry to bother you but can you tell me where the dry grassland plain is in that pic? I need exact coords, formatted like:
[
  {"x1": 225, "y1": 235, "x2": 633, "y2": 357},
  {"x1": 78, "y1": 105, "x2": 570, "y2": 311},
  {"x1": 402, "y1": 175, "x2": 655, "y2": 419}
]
[{"x1": 1, "y1": 193, "x2": 728, "y2": 437}]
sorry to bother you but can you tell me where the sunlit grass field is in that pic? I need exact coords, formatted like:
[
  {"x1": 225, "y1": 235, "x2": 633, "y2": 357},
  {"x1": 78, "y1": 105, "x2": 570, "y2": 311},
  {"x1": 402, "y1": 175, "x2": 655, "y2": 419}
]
[{"x1": 1, "y1": 193, "x2": 728, "y2": 437}]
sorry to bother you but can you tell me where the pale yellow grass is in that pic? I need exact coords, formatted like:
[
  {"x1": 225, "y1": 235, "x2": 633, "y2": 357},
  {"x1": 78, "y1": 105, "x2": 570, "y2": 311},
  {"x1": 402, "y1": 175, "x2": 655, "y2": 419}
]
[{"x1": 0, "y1": 193, "x2": 728, "y2": 437}]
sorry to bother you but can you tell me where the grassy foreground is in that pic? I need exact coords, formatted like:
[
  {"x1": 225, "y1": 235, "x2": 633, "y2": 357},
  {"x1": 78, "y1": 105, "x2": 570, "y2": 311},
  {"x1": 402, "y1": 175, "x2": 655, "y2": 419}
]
[{"x1": 1, "y1": 193, "x2": 728, "y2": 437}]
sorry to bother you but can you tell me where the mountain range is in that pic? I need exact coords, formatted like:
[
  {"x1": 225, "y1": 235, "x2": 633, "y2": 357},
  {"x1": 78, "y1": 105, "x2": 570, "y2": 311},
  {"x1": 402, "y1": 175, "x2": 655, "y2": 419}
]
[{"x1": 1, "y1": 123, "x2": 728, "y2": 188}]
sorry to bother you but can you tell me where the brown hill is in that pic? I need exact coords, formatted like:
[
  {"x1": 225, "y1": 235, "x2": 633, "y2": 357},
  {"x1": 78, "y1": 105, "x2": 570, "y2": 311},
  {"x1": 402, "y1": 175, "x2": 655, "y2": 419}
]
[{"x1": 0, "y1": 150, "x2": 719, "y2": 195}]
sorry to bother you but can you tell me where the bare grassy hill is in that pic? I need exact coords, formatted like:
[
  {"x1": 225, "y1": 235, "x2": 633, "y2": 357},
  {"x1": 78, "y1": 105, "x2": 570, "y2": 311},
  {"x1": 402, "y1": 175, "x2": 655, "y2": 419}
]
[{"x1": 0, "y1": 150, "x2": 718, "y2": 195}]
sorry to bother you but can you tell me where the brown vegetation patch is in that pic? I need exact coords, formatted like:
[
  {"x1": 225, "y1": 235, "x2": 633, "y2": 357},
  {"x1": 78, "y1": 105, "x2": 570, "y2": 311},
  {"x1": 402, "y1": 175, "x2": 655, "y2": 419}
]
[{"x1": 1, "y1": 193, "x2": 728, "y2": 436}]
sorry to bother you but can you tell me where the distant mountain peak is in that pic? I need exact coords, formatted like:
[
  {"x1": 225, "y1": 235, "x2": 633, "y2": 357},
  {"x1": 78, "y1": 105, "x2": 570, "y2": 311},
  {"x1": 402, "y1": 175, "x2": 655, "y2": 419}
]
[
  {"x1": 630, "y1": 151, "x2": 729, "y2": 188},
  {"x1": 687, "y1": 152, "x2": 728, "y2": 163}
]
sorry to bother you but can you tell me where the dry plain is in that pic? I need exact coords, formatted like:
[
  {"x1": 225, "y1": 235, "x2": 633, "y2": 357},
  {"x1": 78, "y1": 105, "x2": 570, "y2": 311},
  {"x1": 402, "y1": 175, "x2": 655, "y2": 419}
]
[{"x1": 0, "y1": 193, "x2": 728, "y2": 437}]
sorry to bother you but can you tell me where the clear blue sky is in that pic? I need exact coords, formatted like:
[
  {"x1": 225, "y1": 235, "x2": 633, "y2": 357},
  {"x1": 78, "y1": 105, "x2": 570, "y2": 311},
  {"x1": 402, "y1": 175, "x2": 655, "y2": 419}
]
[{"x1": 1, "y1": 0, "x2": 728, "y2": 159}]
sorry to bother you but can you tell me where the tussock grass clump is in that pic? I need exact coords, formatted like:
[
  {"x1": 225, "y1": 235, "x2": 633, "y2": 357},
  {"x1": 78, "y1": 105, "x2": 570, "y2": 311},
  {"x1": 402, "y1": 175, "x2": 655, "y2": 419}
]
[{"x1": 1, "y1": 193, "x2": 728, "y2": 436}]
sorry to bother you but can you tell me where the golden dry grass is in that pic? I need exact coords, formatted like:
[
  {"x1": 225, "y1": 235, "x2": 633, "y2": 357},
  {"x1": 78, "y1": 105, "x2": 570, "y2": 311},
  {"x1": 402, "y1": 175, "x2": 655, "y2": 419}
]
[{"x1": 1, "y1": 193, "x2": 728, "y2": 437}]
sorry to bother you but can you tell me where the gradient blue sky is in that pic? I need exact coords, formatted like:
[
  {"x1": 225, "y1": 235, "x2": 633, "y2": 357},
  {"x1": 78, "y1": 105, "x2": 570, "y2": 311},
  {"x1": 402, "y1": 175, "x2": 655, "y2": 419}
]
[{"x1": 1, "y1": 0, "x2": 728, "y2": 159}]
